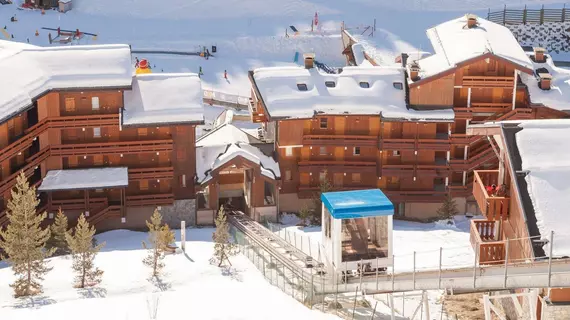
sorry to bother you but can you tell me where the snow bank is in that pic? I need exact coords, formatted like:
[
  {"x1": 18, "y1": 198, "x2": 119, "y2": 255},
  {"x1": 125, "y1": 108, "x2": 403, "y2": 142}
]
[
  {"x1": 38, "y1": 167, "x2": 129, "y2": 191},
  {"x1": 521, "y1": 53, "x2": 570, "y2": 111},
  {"x1": 123, "y1": 73, "x2": 204, "y2": 126},
  {"x1": 516, "y1": 120, "x2": 570, "y2": 257},
  {"x1": 253, "y1": 65, "x2": 454, "y2": 121},
  {"x1": 0, "y1": 40, "x2": 132, "y2": 124}
]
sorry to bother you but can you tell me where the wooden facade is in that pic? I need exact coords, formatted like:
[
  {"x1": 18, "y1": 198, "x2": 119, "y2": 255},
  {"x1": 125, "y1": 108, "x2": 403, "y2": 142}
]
[{"x1": 0, "y1": 88, "x2": 199, "y2": 230}]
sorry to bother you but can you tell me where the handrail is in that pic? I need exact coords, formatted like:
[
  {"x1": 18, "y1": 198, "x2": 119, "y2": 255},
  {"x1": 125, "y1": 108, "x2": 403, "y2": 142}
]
[{"x1": 298, "y1": 160, "x2": 376, "y2": 166}]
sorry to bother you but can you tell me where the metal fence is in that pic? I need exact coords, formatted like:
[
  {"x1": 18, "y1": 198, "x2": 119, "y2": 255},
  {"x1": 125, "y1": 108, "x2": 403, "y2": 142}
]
[{"x1": 488, "y1": 5, "x2": 570, "y2": 25}]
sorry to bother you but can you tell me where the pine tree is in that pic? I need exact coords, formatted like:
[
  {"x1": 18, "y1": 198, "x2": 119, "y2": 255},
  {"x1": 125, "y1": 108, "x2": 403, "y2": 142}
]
[
  {"x1": 0, "y1": 172, "x2": 55, "y2": 297},
  {"x1": 437, "y1": 195, "x2": 459, "y2": 221},
  {"x1": 311, "y1": 170, "x2": 333, "y2": 224},
  {"x1": 66, "y1": 214, "x2": 105, "y2": 288},
  {"x1": 212, "y1": 206, "x2": 239, "y2": 267},
  {"x1": 47, "y1": 208, "x2": 70, "y2": 256},
  {"x1": 298, "y1": 205, "x2": 310, "y2": 227},
  {"x1": 142, "y1": 208, "x2": 174, "y2": 278}
]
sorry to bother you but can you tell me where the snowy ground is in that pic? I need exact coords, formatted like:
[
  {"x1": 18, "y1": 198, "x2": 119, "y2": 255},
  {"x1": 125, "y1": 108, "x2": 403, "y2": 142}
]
[{"x1": 0, "y1": 228, "x2": 339, "y2": 320}]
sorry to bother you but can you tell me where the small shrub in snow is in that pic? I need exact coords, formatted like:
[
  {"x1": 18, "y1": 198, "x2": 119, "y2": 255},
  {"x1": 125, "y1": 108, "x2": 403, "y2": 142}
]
[
  {"x1": 47, "y1": 208, "x2": 70, "y2": 256},
  {"x1": 310, "y1": 170, "x2": 333, "y2": 224},
  {"x1": 142, "y1": 208, "x2": 175, "y2": 278},
  {"x1": 328, "y1": 301, "x2": 343, "y2": 310},
  {"x1": 66, "y1": 214, "x2": 105, "y2": 288},
  {"x1": 437, "y1": 195, "x2": 459, "y2": 222},
  {"x1": 358, "y1": 299, "x2": 371, "y2": 308},
  {"x1": 297, "y1": 205, "x2": 310, "y2": 227},
  {"x1": 0, "y1": 172, "x2": 54, "y2": 297},
  {"x1": 211, "y1": 206, "x2": 239, "y2": 267}
]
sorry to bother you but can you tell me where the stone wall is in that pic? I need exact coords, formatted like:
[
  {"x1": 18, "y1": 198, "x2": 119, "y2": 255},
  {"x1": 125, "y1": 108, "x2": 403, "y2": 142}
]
[
  {"x1": 160, "y1": 199, "x2": 196, "y2": 228},
  {"x1": 506, "y1": 22, "x2": 570, "y2": 54}
]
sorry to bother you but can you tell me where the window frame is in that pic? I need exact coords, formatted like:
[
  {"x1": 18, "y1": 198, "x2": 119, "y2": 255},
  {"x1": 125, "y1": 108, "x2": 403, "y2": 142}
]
[
  {"x1": 325, "y1": 81, "x2": 336, "y2": 88},
  {"x1": 359, "y1": 81, "x2": 370, "y2": 89},
  {"x1": 393, "y1": 82, "x2": 403, "y2": 90},
  {"x1": 285, "y1": 146, "x2": 293, "y2": 157},
  {"x1": 93, "y1": 127, "x2": 101, "y2": 138},
  {"x1": 353, "y1": 146, "x2": 361, "y2": 156},
  {"x1": 91, "y1": 96, "x2": 100, "y2": 110},
  {"x1": 297, "y1": 83, "x2": 308, "y2": 91},
  {"x1": 319, "y1": 118, "x2": 328, "y2": 129}
]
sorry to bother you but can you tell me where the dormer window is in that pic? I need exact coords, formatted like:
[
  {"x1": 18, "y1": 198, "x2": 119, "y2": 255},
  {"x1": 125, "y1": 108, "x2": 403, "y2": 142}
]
[
  {"x1": 297, "y1": 83, "x2": 308, "y2": 91},
  {"x1": 359, "y1": 82, "x2": 370, "y2": 88},
  {"x1": 325, "y1": 81, "x2": 336, "y2": 88},
  {"x1": 320, "y1": 118, "x2": 328, "y2": 129},
  {"x1": 393, "y1": 82, "x2": 403, "y2": 90}
]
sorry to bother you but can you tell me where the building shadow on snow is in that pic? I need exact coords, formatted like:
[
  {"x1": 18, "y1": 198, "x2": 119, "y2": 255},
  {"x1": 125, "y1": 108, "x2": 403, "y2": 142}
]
[
  {"x1": 78, "y1": 287, "x2": 108, "y2": 299},
  {"x1": 221, "y1": 266, "x2": 243, "y2": 282},
  {"x1": 9, "y1": 295, "x2": 57, "y2": 309}
]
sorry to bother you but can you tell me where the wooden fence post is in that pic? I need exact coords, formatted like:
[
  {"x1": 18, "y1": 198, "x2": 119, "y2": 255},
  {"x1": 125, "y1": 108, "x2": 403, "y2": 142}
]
[
  {"x1": 503, "y1": 5, "x2": 507, "y2": 25},
  {"x1": 523, "y1": 5, "x2": 527, "y2": 24},
  {"x1": 540, "y1": 5, "x2": 544, "y2": 25},
  {"x1": 563, "y1": 4, "x2": 566, "y2": 23}
]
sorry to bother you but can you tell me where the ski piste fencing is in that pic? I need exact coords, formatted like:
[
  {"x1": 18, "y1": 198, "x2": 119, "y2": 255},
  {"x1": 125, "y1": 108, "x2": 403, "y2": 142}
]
[{"x1": 230, "y1": 217, "x2": 570, "y2": 297}]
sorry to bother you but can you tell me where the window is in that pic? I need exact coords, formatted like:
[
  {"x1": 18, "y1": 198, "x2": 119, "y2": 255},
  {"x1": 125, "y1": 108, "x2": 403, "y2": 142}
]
[
  {"x1": 95, "y1": 188, "x2": 103, "y2": 193},
  {"x1": 93, "y1": 127, "x2": 101, "y2": 138},
  {"x1": 320, "y1": 118, "x2": 328, "y2": 129},
  {"x1": 65, "y1": 98, "x2": 76, "y2": 112},
  {"x1": 353, "y1": 147, "x2": 361, "y2": 156},
  {"x1": 352, "y1": 173, "x2": 361, "y2": 183},
  {"x1": 138, "y1": 128, "x2": 148, "y2": 136},
  {"x1": 285, "y1": 146, "x2": 293, "y2": 157},
  {"x1": 181, "y1": 174, "x2": 187, "y2": 188},
  {"x1": 325, "y1": 81, "x2": 336, "y2": 88},
  {"x1": 393, "y1": 150, "x2": 400, "y2": 156},
  {"x1": 91, "y1": 97, "x2": 100, "y2": 110},
  {"x1": 140, "y1": 180, "x2": 149, "y2": 191},
  {"x1": 393, "y1": 82, "x2": 403, "y2": 90},
  {"x1": 297, "y1": 83, "x2": 308, "y2": 91},
  {"x1": 285, "y1": 170, "x2": 292, "y2": 181},
  {"x1": 319, "y1": 171, "x2": 327, "y2": 182},
  {"x1": 359, "y1": 81, "x2": 370, "y2": 88},
  {"x1": 319, "y1": 146, "x2": 327, "y2": 155}
]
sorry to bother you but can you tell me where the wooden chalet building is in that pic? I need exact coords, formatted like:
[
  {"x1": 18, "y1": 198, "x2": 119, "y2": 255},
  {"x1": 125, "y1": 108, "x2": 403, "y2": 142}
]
[
  {"x1": 467, "y1": 119, "x2": 570, "y2": 318},
  {"x1": 249, "y1": 14, "x2": 569, "y2": 219},
  {"x1": 0, "y1": 40, "x2": 203, "y2": 231}
]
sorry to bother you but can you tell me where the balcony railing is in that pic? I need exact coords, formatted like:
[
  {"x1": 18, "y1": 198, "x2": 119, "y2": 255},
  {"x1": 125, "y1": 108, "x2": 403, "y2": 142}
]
[
  {"x1": 303, "y1": 135, "x2": 377, "y2": 147},
  {"x1": 381, "y1": 164, "x2": 448, "y2": 178},
  {"x1": 462, "y1": 76, "x2": 514, "y2": 88},
  {"x1": 298, "y1": 160, "x2": 377, "y2": 173},
  {"x1": 473, "y1": 170, "x2": 509, "y2": 220},
  {"x1": 129, "y1": 167, "x2": 174, "y2": 181},
  {"x1": 449, "y1": 133, "x2": 481, "y2": 145},
  {"x1": 51, "y1": 139, "x2": 173, "y2": 156},
  {"x1": 449, "y1": 147, "x2": 497, "y2": 171},
  {"x1": 126, "y1": 193, "x2": 174, "y2": 207},
  {"x1": 381, "y1": 138, "x2": 450, "y2": 151},
  {"x1": 470, "y1": 219, "x2": 505, "y2": 265}
]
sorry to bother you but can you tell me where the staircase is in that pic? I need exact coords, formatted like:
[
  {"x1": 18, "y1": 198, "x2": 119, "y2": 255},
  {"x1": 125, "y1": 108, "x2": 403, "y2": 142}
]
[{"x1": 86, "y1": 205, "x2": 122, "y2": 226}]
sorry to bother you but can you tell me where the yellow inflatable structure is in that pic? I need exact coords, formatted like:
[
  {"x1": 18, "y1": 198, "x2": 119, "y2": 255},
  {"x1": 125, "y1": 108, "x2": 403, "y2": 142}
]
[{"x1": 135, "y1": 59, "x2": 152, "y2": 75}]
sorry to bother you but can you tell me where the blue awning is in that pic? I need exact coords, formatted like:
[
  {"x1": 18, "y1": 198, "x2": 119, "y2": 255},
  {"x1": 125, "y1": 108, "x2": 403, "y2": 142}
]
[{"x1": 321, "y1": 189, "x2": 394, "y2": 219}]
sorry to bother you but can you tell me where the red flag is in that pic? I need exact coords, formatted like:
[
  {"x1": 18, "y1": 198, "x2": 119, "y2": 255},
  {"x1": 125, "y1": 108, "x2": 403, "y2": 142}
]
[{"x1": 314, "y1": 12, "x2": 319, "y2": 26}]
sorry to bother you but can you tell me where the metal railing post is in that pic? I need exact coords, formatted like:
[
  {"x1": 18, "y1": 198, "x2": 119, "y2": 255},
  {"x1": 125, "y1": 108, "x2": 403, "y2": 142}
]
[
  {"x1": 548, "y1": 231, "x2": 554, "y2": 287},
  {"x1": 376, "y1": 257, "x2": 379, "y2": 291},
  {"x1": 473, "y1": 244, "x2": 479, "y2": 289},
  {"x1": 392, "y1": 255, "x2": 395, "y2": 292},
  {"x1": 438, "y1": 247, "x2": 442, "y2": 290},
  {"x1": 503, "y1": 238, "x2": 509, "y2": 288},
  {"x1": 413, "y1": 251, "x2": 416, "y2": 290}
]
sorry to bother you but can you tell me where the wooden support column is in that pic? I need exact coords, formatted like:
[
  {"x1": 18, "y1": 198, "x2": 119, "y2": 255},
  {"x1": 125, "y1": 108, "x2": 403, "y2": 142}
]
[
  {"x1": 84, "y1": 189, "x2": 90, "y2": 215},
  {"x1": 120, "y1": 188, "x2": 125, "y2": 217},
  {"x1": 48, "y1": 191, "x2": 52, "y2": 211},
  {"x1": 512, "y1": 69, "x2": 518, "y2": 110}
]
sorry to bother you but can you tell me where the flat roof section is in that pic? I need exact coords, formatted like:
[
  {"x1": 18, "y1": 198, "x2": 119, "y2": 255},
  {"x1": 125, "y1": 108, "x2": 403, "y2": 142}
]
[
  {"x1": 38, "y1": 167, "x2": 129, "y2": 192},
  {"x1": 321, "y1": 189, "x2": 394, "y2": 219}
]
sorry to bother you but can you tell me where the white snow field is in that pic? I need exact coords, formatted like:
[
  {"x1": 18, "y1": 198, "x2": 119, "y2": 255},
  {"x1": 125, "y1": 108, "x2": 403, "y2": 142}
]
[{"x1": 0, "y1": 228, "x2": 339, "y2": 320}]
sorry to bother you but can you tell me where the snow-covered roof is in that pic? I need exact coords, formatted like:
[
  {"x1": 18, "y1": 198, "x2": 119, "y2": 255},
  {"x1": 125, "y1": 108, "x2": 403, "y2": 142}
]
[
  {"x1": 515, "y1": 120, "x2": 570, "y2": 257},
  {"x1": 122, "y1": 73, "x2": 204, "y2": 126},
  {"x1": 0, "y1": 40, "x2": 132, "y2": 124},
  {"x1": 197, "y1": 123, "x2": 260, "y2": 147},
  {"x1": 196, "y1": 143, "x2": 280, "y2": 185},
  {"x1": 38, "y1": 167, "x2": 129, "y2": 191},
  {"x1": 252, "y1": 66, "x2": 454, "y2": 121},
  {"x1": 521, "y1": 53, "x2": 570, "y2": 111},
  {"x1": 414, "y1": 15, "x2": 533, "y2": 81}
]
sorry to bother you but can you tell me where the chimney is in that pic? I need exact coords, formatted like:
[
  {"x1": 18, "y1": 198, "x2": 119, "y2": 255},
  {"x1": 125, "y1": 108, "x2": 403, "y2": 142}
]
[
  {"x1": 303, "y1": 53, "x2": 315, "y2": 69},
  {"x1": 466, "y1": 14, "x2": 478, "y2": 28},
  {"x1": 400, "y1": 53, "x2": 409, "y2": 68},
  {"x1": 538, "y1": 72, "x2": 552, "y2": 90},
  {"x1": 409, "y1": 61, "x2": 421, "y2": 81},
  {"x1": 534, "y1": 47, "x2": 546, "y2": 63}
]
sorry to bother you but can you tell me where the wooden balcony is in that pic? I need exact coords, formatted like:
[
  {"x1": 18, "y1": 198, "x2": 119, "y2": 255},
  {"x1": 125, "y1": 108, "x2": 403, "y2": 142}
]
[
  {"x1": 462, "y1": 76, "x2": 514, "y2": 88},
  {"x1": 449, "y1": 147, "x2": 497, "y2": 171},
  {"x1": 51, "y1": 139, "x2": 173, "y2": 156},
  {"x1": 298, "y1": 160, "x2": 377, "y2": 173},
  {"x1": 473, "y1": 170, "x2": 509, "y2": 220},
  {"x1": 129, "y1": 167, "x2": 174, "y2": 181},
  {"x1": 0, "y1": 147, "x2": 50, "y2": 195},
  {"x1": 470, "y1": 219, "x2": 505, "y2": 265},
  {"x1": 49, "y1": 197, "x2": 108, "y2": 211},
  {"x1": 87, "y1": 205, "x2": 122, "y2": 226},
  {"x1": 449, "y1": 133, "x2": 481, "y2": 145},
  {"x1": 381, "y1": 164, "x2": 448, "y2": 178},
  {"x1": 384, "y1": 190, "x2": 448, "y2": 203},
  {"x1": 248, "y1": 98, "x2": 268, "y2": 123},
  {"x1": 303, "y1": 134, "x2": 377, "y2": 147},
  {"x1": 126, "y1": 193, "x2": 174, "y2": 207},
  {"x1": 381, "y1": 138, "x2": 450, "y2": 151}
]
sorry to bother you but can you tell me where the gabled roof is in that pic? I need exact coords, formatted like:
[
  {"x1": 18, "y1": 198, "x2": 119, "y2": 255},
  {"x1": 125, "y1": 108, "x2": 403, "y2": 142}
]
[
  {"x1": 0, "y1": 40, "x2": 132, "y2": 125},
  {"x1": 196, "y1": 123, "x2": 261, "y2": 147},
  {"x1": 410, "y1": 15, "x2": 533, "y2": 86},
  {"x1": 521, "y1": 52, "x2": 570, "y2": 111},
  {"x1": 122, "y1": 73, "x2": 204, "y2": 127},
  {"x1": 251, "y1": 65, "x2": 454, "y2": 121}
]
